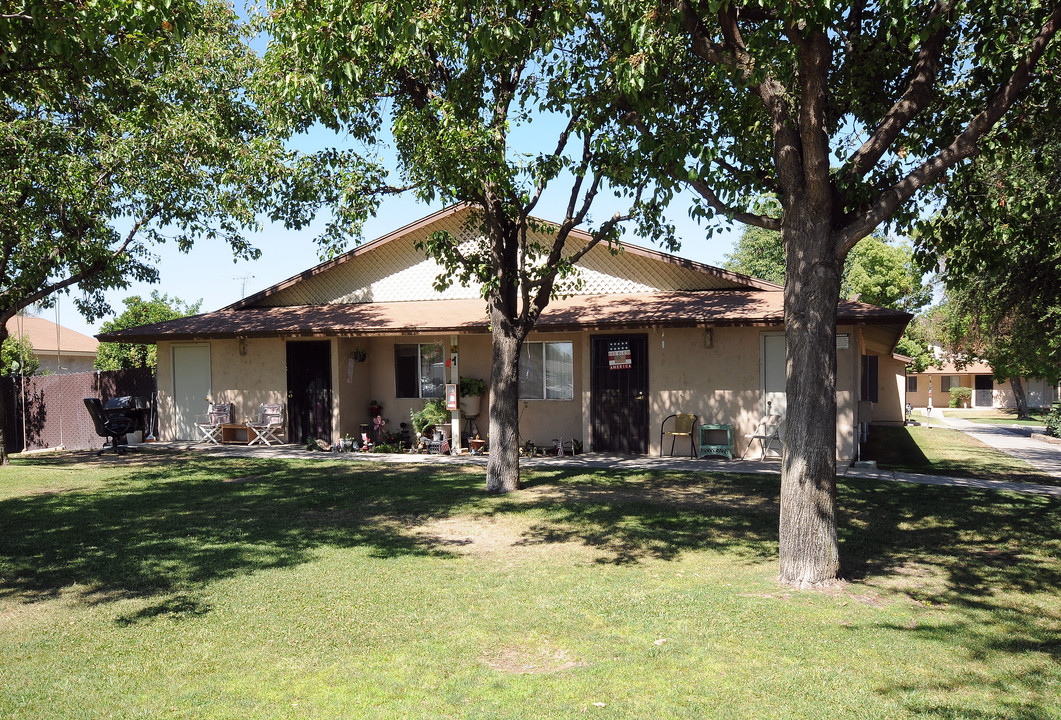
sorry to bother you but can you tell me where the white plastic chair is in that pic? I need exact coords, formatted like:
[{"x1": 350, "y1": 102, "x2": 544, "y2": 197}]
[{"x1": 742, "y1": 414, "x2": 783, "y2": 461}]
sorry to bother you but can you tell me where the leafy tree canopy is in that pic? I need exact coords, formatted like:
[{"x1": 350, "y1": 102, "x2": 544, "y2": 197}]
[
  {"x1": 95, "y1": 292, "x2": 202, "y2": 371},
  {"x1": 0, "y1": 333, "x2": 39, "y2": 378},
  {"x1": 0, "y1": 0, "x2": 351, "y2": 462},
  {"x1": 724, "y1": 223, "x2": 932, "y2": 313},
  {"x1": 916, "y1": 73, "x2": 1061, "y2": 394},
  {"x1": 261, "y1": 0, "x2": 667, "y2": 492}
]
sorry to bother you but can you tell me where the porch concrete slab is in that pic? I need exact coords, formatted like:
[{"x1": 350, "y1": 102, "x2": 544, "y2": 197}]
[{"x1": 150, "y1": 441, "x2": 1061, "y2": 497}]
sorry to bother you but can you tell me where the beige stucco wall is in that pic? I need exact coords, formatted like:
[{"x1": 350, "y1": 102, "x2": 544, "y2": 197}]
[
  {"x1": 36, "y1": 352, "x2": 96, "y2": 375},
  {"x1": 157, "y1": 324, "x2": 880, "y2": 461},
  {"x1": 643, "y1": 326, "x2": 763, "y2": 457},
  {"x1": 157, "y1": 338, "x2": 289, "y2": 440},
  {"x1": 904, "y1": 372, "x2": 1059, "y2": 410}
]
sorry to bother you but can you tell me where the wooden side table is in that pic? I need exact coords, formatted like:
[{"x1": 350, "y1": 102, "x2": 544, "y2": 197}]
[
  {"x1": 220, "y1": 423, "x2": 251, "y2": 445},
  {"x1": 698, "y1": 424, "x2": 734, "y2": 459}
]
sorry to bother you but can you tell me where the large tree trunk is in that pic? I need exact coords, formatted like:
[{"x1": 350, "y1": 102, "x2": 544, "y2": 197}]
[
  {"x1": 486, "y1": 303, "x2": 523, "y2": 493},
  {"x1": 0, "y1": 320, "x2": 9, "y2": 465},
  {"x1": 1010, "y1": 377, "x2": 1031, "y2": 419},
  {"x1": 778, "y1": 218, "x2": 843, "y2": 587}
]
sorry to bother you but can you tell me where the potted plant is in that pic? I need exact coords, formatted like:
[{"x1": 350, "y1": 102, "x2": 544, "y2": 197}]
[
  {"x1": 459, "y1": 376, "x2": 488, "y2": 417},
  {"x1": 368, "y1": 399, "x2": 383, "y2": 417},
  {"x1": 350, "y1": 347, "x2": 367, "y2": 363},
  {"x1": 410, "y1": 398, "x2": 450, "y2": 437}
]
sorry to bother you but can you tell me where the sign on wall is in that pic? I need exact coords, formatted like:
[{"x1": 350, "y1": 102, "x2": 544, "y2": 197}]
[{"x1": 608, "y1": 340, "x2": 632, "y2": 370}]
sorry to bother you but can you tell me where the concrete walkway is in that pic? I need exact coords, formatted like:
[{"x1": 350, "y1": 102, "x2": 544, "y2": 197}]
[
  {"x1": 159, "y1": 437, "x2": 1061, "y2": 498},
  {"x1": 930, "y1": 414, "x2": 1061, "y2": 479}
]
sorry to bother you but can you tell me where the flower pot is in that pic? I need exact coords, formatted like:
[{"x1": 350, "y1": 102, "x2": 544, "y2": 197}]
[{"x1": 460, "y1": 395, "x2": 481, "y2": 417}]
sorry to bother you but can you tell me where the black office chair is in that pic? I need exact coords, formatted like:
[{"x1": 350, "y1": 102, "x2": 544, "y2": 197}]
[{"x1": 84, "y1": 398, "x2": 135, "y2": 456}]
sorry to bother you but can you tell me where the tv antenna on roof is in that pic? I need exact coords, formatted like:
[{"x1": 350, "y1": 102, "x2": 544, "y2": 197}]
[{"x1": 233, "y1": 274, "x2": 255, "y2": 299}]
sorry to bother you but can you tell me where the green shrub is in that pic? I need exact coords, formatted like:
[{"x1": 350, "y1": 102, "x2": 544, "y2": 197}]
[
  {"x1": 1046, "y1": 403, "x2": 1061, "y2": 438},
  {"x1": 410, "y1": 398, "x2": 450, "y2": 435},
  {"x1": 948, "y1": 386, "x2": 972, "y2": 408}
]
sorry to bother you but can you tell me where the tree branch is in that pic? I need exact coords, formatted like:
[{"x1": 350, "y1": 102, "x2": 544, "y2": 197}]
[
  {"x1": 525, "y1": 112, "x2": 579, "y2": 217},
  {"x1": 794, "y1": 28, "x2": 833, "y2": 204},
  {"x1": 835, "y1": 5, "x2": 1061, "y2": 253},
  {"x1": 843, "y1": 0, "x2": 954, "y2": 179}
]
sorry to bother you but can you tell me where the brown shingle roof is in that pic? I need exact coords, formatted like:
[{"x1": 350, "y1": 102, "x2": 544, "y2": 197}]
[
  {"x1": 6, "y1": 315, "x2": 99, "y2": 355},
  {"x1": 97, "y1": 290, "x2": 911, "y2": 342}
]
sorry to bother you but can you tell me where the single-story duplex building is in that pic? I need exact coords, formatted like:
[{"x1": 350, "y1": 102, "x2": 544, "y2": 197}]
[
  {"x1": 906, "y1": 359, "x2": 1058, "y2": 410},
  {"x1": 5, "y1": 314, "x2": 99, "y2": 374},
  {"x1": 99, "y1": 205, "x2": 913, "y2": 460}
]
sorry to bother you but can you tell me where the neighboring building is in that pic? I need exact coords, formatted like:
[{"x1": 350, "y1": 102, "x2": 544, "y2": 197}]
[
  {"x1": 5, "y1": 315, "x2": 99, "y2": 374},
  {"x1": 906, "y1": 359, "x2": 1057, "y2": 410},
  {"x1": 98, "y1": 205, "x2": 913, "y2": 460}
]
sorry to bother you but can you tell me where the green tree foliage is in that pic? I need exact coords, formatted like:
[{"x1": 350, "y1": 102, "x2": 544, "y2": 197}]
[
  {"x1": 0, "y1": 0, "x2": 350, "y2": 463},
  {"x1": 917, "y1": 76, "x2": 1061, "y2": 418},
  {"x1": 598, "y1": 0, "x2": 1060, "y2": 585},
  {"x1": 725, "y1": 226, "x2": 931, "y2": 313},
  {"x1": 0, "y1": 334, "x2": 39, "y2": 377},
  {"x1": 893, "y1": 316, "x2": 936, "y2": 374},
  {"x1": 261, "y1": 1, "x2": 662, "y2": 492},
  {"x1": 843, "y1": 238, "x2": 933, "y2": 313},
  {"x1": 95, "y1": 292, "x2": 202, "y2": 371}
]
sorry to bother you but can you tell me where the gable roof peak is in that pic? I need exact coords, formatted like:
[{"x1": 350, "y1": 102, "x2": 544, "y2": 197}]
[{"x1": 226, "y1": 204, "x2": 781, "y2": 311}]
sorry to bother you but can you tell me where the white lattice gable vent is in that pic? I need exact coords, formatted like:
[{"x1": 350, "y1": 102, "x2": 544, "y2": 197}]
[
  {"x1": 257, "y1": 212, "x2": 486, "y2": 306},
  {"x1": 254, "y1": 207, "x2": 757, "y2": 308}
]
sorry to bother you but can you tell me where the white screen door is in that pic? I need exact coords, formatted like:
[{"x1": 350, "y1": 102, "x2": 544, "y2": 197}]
[{"x1": 172, "y1": 344, "x2": 211, "y2": 440}]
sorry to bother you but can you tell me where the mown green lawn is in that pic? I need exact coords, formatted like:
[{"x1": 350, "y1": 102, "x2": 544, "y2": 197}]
[
  {"x1": 942, "y1": 408, "x2": 1050, "y2": 426},
  {"x1": 2, "y1": 449, "x2": 1059, "y2": 719},
  {"x1": 861, "y1": 424, "x2": 1059, "y2": 484}
]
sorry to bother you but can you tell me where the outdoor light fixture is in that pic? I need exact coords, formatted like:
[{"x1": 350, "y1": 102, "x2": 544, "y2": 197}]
[
  {"x1": 704, "y1": 328, "x2": 713, "y2": 348},
  {"x1": 238, "y1": 336, "x2": 247, "y2": 356}
]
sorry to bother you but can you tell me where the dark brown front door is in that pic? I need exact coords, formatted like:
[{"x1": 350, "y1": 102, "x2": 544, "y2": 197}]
[
  {"x1": 591, "y1": 335, "x2": 649, "y2": 453},
  {"x1": 286, "y1": 341, "x2": 332, "y2": 444},
  {"x1": 974, "y1": 375, "x2": 994, "y2": 407}
]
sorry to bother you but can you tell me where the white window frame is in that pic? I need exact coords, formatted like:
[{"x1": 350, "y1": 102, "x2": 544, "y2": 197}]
[{"x1": 519, "y1": 341, "x2": 574, "y2": 401}]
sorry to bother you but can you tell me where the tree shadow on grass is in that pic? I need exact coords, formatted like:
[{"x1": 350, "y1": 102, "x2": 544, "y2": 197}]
[
  {"x1": 1, "y1": 454, "x2": 786, "y2": 621},
  {"x1": 838, "y1": 478, "x2": 1061, "y2": 719},
  {"x1": 503, "y1": 467, "x2": 781, "y2": 564},
  {"x1": 0, "y1": 452, "x2": 487, "y2": 614}
]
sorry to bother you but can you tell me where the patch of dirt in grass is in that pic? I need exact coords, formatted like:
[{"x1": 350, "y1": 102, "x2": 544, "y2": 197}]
[
  {"x1": 858, "y1": 560, "x2": 952, "y2": 607},
  {"x1": 481, "y1": 645, "x2": 588, "y2": 674},
  {"x1": 409, "y1": 515, "x2": 596, "y2": 561},
  {"x1": 850, "y1": 592, "x2": 888, "y2": 609}
]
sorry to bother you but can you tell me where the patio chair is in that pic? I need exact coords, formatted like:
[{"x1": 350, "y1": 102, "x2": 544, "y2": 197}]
[
  {"x1": 248, "y1": 403, "x2": 285, "y2": 446},
  {"x1": 742, "y1": 413, "x2": 783, "y2": 461},
  {"x1": 84, "y1": 398, "x2": 136, "y2": 456},
  {"x1": 195, "y1": 403, "x2": 232, "y2": 445},
  {"x1": 659, "y1": 413, "x2": 698, "y2": 458}
]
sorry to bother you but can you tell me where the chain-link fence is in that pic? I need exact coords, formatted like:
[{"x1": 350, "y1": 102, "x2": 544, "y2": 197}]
[{"x1": 2, "y1": 368, "x2": 156, "y2": 453}]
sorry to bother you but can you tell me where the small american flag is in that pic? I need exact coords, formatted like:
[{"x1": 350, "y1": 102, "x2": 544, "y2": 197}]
[{"x1": 440, "y1": 437, "x2": 450, "y2": 454}]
